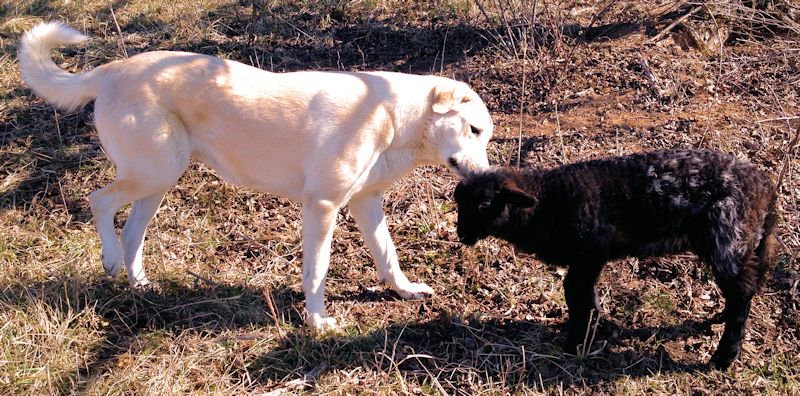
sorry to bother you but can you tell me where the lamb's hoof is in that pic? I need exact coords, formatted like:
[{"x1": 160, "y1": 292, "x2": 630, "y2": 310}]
[
  {"x1": 709, "y1": 349, "x2": 738, "y2": 370},
  {"x1": 306, "y1": 314, "x2": 338, "y2": 333},
  {"x1": 395, "y1": 282, "x2": 435, "y2": 300}
]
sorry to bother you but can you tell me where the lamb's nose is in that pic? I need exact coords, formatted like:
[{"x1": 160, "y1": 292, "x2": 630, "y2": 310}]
[{"x1": 458, "y1": 235, "x2": 477, "y2": 246}]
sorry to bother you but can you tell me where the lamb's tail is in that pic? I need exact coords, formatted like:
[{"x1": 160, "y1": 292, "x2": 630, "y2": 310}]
[
  {"x1": 18, "y1": 22, "x2": 100, "y2": 111},
  {"x1": 755, "y1": 190, "x2": 781, "y2": 288}
]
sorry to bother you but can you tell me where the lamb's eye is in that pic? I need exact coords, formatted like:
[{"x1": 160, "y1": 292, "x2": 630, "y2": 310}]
[{"x1": 470, "y1": 125, "x2": 481, "y2": 136}]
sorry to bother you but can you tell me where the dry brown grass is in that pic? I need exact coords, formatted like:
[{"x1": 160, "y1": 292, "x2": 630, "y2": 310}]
[{"x1": 0, "y1": 0, "x2": 799, "y2": 394}]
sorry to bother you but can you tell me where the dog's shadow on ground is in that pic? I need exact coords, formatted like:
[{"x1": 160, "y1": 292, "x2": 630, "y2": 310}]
[{"x1": 0, "y1": 274, "x2": 717, "y2": 392}]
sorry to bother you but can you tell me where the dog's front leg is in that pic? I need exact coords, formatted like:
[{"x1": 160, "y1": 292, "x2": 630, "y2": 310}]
[
  {"x1": 301, "y1": 198, "x2": 340, "y2": 331},
  {"x1": 350, "y1": 192, "x2": 434, "y2": 299}
]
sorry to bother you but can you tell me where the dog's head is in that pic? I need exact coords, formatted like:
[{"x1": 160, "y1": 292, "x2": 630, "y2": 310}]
[
  {"x1": 428, "y1": 82, "x2": 493, "y2": 176},
  {"x1": 454, "y1": 170, "x2": 537, "y2": 246}
]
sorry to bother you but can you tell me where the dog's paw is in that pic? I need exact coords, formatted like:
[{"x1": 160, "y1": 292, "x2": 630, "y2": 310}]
[
  {"x1": 130, "y1": 278, "x2": 165, "y2": 295},
  {"x1": 130, "y1": 277, "x2": 152, "y2": 289},
  {"x1": 102, "y1": 249, "x2": 124, "y2": 277},
  {"x1": 306, "y1": 314, "x2": 339, "y2": 332},
  {"x1": 395, "y1": 282, "x2": 435, "y2": 300}
]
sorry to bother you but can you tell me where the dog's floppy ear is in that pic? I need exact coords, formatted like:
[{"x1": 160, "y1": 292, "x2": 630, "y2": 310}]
[
  {"x1": 500, "y1": 178, "x2": 537, "y2": 208},
  {"x1": 432, "y1": 83, "x2": 470, "y2": 114}
]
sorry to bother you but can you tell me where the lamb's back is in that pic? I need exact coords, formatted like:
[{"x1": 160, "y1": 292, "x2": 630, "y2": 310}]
[{"x1": 523, "y1": 150, "x2": 756, "y2": 261}]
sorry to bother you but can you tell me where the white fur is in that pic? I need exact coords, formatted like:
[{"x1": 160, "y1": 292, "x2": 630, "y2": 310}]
[{"x1": 18, "y1": 22, "x2": 494, "y2": 330}]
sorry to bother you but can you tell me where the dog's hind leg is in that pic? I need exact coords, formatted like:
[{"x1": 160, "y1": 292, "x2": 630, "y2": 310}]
[
  {"x1": 91, "y1": 107, "x2": 190, "y2": 286},
  {"x1": 121, "y1": 191, "x2": 168, "y2": 287},
  {"x1": 350, "y1": 192, "x2": 434, "y2": 299},
  {"x1": 88, "y1": 182, "x2": 130, "y2": 278}
]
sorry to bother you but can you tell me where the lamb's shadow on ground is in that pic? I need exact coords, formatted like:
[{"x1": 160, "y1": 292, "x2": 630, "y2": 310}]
[{"x1": 249, "y1": 312, "x2": 712, "y2": 390}]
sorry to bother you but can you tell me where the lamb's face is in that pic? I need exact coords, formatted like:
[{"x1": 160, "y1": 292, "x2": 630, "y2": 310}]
[
  {"x1": 453, "y1": 175, "x2": 506, "y2": 246},
  {"x1": 454, "y1": 171, "x2": 539, "y2": 246}
]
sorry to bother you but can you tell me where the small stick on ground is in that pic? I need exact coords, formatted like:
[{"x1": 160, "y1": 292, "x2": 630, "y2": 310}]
[
  {"x1": 776, "y1": 124, "x2": 800, "y2": 193},
  {"x1": 262, "y1": 286, "x2": 286, "y2": 337},
  {"x1": 186, "y1": 270, "x2": 223, "y2": 287},
  {"x1": 639, "y1": 57, "x2": 669, "y2": 99},
  {"x1": 261, "y1": 362, "x2": 329, "y2": 395},
  {"x1": 649, "y1": 6, "x2": 701, "y2": 44},
  {"x1": 109, "y1": 3, "x2": 128, "y2": 58},
  {"x1": 555, "y1": 101, "x2": 565, "y2": 163}
]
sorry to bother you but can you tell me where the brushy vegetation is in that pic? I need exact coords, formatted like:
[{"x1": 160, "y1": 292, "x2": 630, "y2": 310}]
[{"x1": 0, "y1": 0, "x2": 798, "y2": 394}]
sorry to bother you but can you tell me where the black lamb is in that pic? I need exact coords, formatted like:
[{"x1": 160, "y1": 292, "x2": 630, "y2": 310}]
[{"x1": 453, "y1": 149, "x2": 779, "y2": 369}]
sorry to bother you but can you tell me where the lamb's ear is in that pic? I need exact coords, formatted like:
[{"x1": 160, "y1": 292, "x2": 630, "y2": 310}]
[
  {"x1": 432, "y1": 84, "x2": 470, "y2": 114},
  {"x1": 500, "y1": 179, "x2": 538, "y2": 208}
]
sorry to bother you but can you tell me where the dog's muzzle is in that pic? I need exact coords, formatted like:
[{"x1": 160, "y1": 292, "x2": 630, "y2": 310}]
[{"x1": 448, "y1": 157, "x2": 489, "y2": 177}]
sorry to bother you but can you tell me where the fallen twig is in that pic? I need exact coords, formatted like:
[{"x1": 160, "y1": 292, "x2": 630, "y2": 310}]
[
  {"x1": 262, "y1": 286, "x2": 287, "y2": 338},
  {"x1": 109, "y1": 3, "x2": 128, "y2": 58},
  {"x1": 259, "y1": 362, "x2": 329, "y2": 395},
  {"x1": 649, "y1": 6, "x2": 701, "y2": 44},
  {"x1": 756, "y1": 115, "x2": 800, "y2": 124},
  {"x1": 776, "y1": 124, "x2": 800, "y2": 193},
  {"x1": 639, "y1": 57, "x2": 669, "y2": 99}
]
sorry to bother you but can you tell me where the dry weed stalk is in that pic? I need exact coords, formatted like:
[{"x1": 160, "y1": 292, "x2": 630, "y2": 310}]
[{"x1": 696, "y1": 0, "x2": 800, "y2": 38}]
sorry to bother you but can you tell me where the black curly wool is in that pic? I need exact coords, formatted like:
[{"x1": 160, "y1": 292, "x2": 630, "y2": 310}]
[{"x1": 454, "y1": 149, "x2": 779, "y2": 369}]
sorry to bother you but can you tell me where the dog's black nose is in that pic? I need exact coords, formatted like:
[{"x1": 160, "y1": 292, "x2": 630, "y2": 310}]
[{"x1": 448, "y1": 157, "x2": 459, "y2": 170}]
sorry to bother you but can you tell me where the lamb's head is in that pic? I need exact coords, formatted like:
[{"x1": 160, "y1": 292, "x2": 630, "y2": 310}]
[
  {"x1": 427, "y1": 82, "x2": 493, "y2": 176},
  {"x1": 454, "y1": 170, "x2": 537, "y2": 246}
]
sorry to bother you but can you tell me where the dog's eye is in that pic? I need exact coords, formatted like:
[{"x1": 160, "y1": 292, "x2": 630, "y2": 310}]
[{"x1": 470, "y1": 125, "x2": 481, "y2": 136}]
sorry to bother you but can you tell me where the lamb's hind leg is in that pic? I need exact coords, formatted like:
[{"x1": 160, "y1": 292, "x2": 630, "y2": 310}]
[
  {"x1": 704, "y1": 197, "x2": 772, "y2": 369},
  {"x1": 708, "y1": 241, "x2": 770, "y2": 369},
  {"x1": 710, "y1": 265, "x2": 758, "y2": 369}
]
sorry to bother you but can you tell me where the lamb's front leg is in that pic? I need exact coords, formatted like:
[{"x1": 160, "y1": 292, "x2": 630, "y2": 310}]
[
  {"x1": 301, "y1": 198, "x2": 340, "y2": 331},
  {"x1": 349, "y1": 192, "x2": 434, "y2": 299},
  {"x1": 563, "y1": 263, "x2": 604, "y2": 354}
]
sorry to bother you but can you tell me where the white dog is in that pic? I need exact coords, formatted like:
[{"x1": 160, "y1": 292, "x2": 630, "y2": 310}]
[{"x1": 18, "y1": 22, "x2": 493, "y2": 330}]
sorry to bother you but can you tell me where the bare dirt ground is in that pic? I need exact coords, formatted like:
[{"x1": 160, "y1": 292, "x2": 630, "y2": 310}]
[{"x1": 1, "y1": 0, "x2": 799, "y2": 394}]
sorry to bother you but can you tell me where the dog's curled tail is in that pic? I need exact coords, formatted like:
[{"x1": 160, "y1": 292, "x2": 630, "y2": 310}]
[{"x1": 18, "y1": 22, "x2": 100, "y2": 111}]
